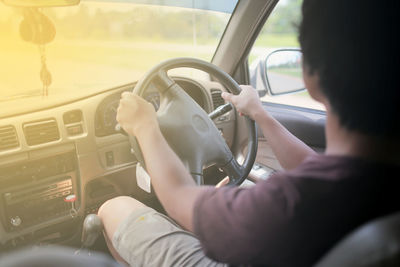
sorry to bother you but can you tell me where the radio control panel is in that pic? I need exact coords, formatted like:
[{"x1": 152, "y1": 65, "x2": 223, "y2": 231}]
[{"x1": 0, "y1": 152, "x2": 78, "y2": 232}]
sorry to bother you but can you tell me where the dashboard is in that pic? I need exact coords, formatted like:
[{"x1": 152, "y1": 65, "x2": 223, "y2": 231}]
[{"x1": 0, "y1": 77, "x2": 235, "y2": 250}]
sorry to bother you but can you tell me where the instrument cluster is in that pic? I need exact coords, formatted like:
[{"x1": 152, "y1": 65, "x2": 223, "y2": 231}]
[{"x1": 95, "y1": 79, "x2": 208, "y2": 137}]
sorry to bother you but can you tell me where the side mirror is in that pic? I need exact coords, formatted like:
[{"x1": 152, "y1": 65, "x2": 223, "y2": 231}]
[{"x1": 265, "y1": 49, "x2": 305, "y2": 95}]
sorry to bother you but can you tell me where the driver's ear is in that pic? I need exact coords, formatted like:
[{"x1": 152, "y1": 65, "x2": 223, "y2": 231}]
[{"x1": 302, "y1": 63, "x2": 326, "y2": 105}]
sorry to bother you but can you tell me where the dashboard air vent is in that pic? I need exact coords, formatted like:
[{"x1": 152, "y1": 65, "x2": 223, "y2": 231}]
[
  {"x1": 24, "y1": 119, "x2": 60, "y2": 146},
  {"x1": 0, "y1": 125, "x2": 19, "y2": 151},
  {"x1": 211, "y1": 89, "x2": 225, "y2": 109}
]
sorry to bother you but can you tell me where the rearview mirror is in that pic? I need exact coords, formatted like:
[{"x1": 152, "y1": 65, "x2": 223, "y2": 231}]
[
  {"x1": 1, "y1": 0, "x2": 79, "y2": 7},
  {"x1": 265, "y1": 49, "x2": 305, "y2": 95}
]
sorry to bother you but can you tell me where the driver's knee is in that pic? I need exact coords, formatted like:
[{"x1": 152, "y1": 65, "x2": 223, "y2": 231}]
[{"x1": 98, "y1": 196, "x2": 146, "y2": 240}]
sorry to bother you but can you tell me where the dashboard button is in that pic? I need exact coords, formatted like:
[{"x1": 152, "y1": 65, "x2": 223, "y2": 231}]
[{"x1": 67, "y1": 125, "x2": 83, "y2": 135}]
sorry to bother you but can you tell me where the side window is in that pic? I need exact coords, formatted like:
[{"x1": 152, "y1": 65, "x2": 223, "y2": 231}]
[{"x1": 248, "y1": 0, "x2": 325, "y2": 111}]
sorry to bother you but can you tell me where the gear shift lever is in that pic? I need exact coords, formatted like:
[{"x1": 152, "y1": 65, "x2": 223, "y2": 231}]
[{"x1": 81, "y1": 214, "x2": 103, "y2": 248}]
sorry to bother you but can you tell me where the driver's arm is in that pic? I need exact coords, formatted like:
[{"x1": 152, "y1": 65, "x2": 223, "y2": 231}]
[
  {"x1": 117, "y1": 92, "x2": 210, "y2": 231},
  {"x1": 222, "y1": 86, "x2": 316, "y2": 170}
]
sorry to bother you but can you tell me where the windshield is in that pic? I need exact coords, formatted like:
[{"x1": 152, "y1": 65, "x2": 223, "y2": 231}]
[{"x1": 0, "y1": 0, "x2": 236, "y2": 108}]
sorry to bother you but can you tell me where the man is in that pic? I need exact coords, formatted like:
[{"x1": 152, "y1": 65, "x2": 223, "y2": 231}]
[{"x1": 98, "y1": 0, "x2": 399, "y2": 266}]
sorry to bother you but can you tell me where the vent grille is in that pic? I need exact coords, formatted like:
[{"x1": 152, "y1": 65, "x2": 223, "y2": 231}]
[
  {"x1": 0, "y1": 125, "x2": 19, "y2": 151},
  {"x1": 24, "y1": 119, "x2": 60, "y2": 146},
  {"x1": 211, "y1": 89, "x2": 225, "y2": 109}
]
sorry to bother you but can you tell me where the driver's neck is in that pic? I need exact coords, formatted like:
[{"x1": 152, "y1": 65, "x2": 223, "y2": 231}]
[{"x1": 324, "y1": 107, "x2": 399, "y2": 164}]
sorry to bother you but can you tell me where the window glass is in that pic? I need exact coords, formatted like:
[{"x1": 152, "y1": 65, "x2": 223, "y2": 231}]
[
  {"x1": 248, "y1": 0, "x2": 325, "y2": 111},
  {"x1": 0, "y1": 1, "x2": 236, "y2": 111}
]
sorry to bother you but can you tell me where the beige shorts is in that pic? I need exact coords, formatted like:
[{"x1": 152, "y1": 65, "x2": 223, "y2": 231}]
[{"x1": 112, "y1": 207, "x2": 227, "y2": 267}]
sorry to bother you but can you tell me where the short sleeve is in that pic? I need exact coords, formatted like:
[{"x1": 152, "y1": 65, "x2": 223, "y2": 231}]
[{"x1": 193, "y1": 174, "x2": 299, "y2": 265}]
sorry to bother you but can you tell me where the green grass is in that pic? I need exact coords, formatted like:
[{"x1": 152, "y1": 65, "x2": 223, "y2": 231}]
[
  {"x1": 2, "y1": 33, "x2": 299, "y2": 99},
  {"x1": 248, "y1": 34, "x2": 299, "y2": 63},
  {"x1": 0, "y1": 38, "x2": 213, "y2": 98},
  {"x1": 49, "y1": 41, "x2": 210, "y2": 69},
  {"x1": 254, "y1": 33, "x2": 299, "y2": 48}
]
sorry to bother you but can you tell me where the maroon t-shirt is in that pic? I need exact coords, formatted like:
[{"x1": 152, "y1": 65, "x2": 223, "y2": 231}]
[{"x1": 193, "y1": 155, "x2": 400, "y2": 267}]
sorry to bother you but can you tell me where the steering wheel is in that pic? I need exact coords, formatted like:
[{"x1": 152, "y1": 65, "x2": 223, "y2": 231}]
[{"x1": 129, "y1": 58, "x2": 257, "y2": 186}]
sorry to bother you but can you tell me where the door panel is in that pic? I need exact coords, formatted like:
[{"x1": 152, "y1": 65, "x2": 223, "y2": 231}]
[
  {"x1": 238, "y1": 102, "x2": 326, "y2": 181},
  {"x1": 264, "y1": 102, "x2": 326, "y2": 149}
]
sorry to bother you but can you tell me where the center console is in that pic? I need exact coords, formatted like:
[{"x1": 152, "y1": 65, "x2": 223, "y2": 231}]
[{"x1": 0, "y1": 152, "x2": 79, "y2": 232}]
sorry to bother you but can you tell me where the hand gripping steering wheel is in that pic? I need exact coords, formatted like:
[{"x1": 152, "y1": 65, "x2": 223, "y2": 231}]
[{"x1": 129, "y1": 58, "x2": 257, "y2": 186}]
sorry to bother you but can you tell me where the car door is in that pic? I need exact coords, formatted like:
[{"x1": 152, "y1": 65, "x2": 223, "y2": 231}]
[{"x1": 212, "y1": 0, "x2": 325, "y2": 178}]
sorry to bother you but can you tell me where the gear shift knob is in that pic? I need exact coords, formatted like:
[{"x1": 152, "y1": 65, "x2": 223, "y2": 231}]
[{"x1": 81, "y1": 214, "x2": 103, "y2": 248}]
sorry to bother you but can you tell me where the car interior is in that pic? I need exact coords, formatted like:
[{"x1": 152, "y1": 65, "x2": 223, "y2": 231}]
[{"x1": 0, "y1": 0, "x2": 399, "y2": 266}]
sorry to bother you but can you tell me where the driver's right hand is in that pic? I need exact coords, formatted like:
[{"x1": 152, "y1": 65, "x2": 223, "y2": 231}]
[{"x1": 221, "y1": 85, "x2": 266, "y2": 121}]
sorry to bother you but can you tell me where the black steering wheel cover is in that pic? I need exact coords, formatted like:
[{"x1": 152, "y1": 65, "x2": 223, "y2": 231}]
[{"x1": 131, "y1": 57, "x2": 257, "y2": 186}]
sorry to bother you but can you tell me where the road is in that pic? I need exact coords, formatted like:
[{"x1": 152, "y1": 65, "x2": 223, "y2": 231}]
[{"x1": 267, "y1": 71, "x2": 304, "y2": 94}]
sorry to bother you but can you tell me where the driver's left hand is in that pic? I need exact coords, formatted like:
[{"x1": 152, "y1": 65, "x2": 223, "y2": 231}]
[{"x1": 117, "y1": 92, "x2": 158, "y2": 136}]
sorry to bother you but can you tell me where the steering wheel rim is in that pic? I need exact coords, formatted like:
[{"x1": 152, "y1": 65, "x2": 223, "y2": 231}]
[{"x1": 130, "y1": 57, "x2": 257, "y2": 186}]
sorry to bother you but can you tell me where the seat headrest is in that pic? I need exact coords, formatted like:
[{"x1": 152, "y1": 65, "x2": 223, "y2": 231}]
[{"x1": 315, "y1": 211, "x2": 400, "y2": 267}]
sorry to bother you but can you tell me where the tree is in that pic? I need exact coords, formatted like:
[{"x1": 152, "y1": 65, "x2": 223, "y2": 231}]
[{"x1": 263, "y1": 0, "x2": 302, "y2": 34}]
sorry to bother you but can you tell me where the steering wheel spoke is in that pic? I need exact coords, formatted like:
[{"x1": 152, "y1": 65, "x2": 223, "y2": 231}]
[
  {"x1": 220, "y1": 157, "x2": 246, "y2": 186},
  {"x1": 183, "y1": 159, "x2": 205, "y2": 185},
  {"x1": 152, "y1": 69, "x2": 175, "y2": 93}
]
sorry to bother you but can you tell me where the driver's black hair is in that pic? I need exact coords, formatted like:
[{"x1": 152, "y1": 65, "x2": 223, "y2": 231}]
[{"x1": 299, "y1": 0, "x2": 399, "y2": 137}]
